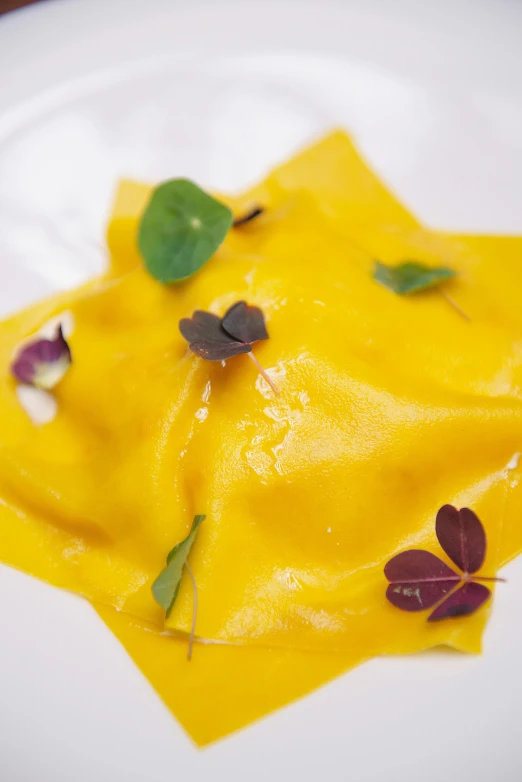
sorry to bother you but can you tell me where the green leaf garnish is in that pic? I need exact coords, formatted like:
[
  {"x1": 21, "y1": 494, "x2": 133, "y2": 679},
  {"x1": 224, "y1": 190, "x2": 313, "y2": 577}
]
[
  {"x1": 373, "y1": 260, "x2": 455, "y2": 295},
  {"x1": 152, "y1": 514, "x2": 204, "y2": 616},
  {"x1": 152, "y1": 514, "x2": 205, "y2": 661},
  {"x1": 373, "y1": 260, "x2": 470, "y2": 320},
  {"x1": 138, "y1": 180, "x2": 233, "y2": 283}
]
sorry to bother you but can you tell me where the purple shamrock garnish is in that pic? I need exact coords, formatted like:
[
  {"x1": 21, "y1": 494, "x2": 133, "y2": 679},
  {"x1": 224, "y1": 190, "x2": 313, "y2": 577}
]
[
  {"x1": 11, "y1": 326, "x2": 72, "y2": 390},
  {"x1": 179, "y1": 300, "x2": 278, "y2": 395},
  {"x1": 385, "y1": 504, "x2": 504, "y2": 621}
]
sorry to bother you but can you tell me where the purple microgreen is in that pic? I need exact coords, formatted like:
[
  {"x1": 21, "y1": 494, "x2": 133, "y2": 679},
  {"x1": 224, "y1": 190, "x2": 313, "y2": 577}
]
[
  {"x1": 179, "y1": 310, "x2": 252, "y2": 361},
  {"x1": 188, "y1": 339, "x2": 252, "y2": 362},
  {"x1": 428, "y1": 581, "x2": 491, "y2": 622},
  {"x1": 221, "y1": 301, "x2": 269, "y2": 345},
  {"x1": 179, "y1": 310, "x2": 251, "y2": 362},
  {"x1": 233, "y1": 205, "x2": 264, "y2": 227},
  {"x1": 384, "y1": 550, "x2": 460, "y2": 612},
  {"x1": 152, "y1": 514, "x2": 205, "y2": 661},
  {"x1": 179, "y1": 301, "x2": 279, "y2": 395},
  {"x1": 11, "y1": 326, "x2": 72, "y2": 390},
  {"x1": 385, "y1": 505, "x2": 504, "y2": 622},
  {"x1": 179, "y1": 310, "x2": 250, "y2": 360},
  {"x1": 179, "y1": 310, "x2": 226, "y2": 344},
  {"x1": 436, "y1": 504, "x2": 486, "y2": 575}
]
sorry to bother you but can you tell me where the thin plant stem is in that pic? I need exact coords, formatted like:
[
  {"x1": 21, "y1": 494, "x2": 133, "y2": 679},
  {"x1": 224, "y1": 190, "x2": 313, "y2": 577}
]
[
  {"x1": 247, "y1": 351, "x2": 279, "y2": 396},
  {"x1": 439, "y1": 290, "x2": 470, "y2": 321},
  {"x1": 472, "y1": 575, "x2": 507, "y2": 583},
  {"x1": 185, "y1": 562, "x2": 198, "y2": 662},
  {"x1": 388, "y1": 576, "x2": 460, "y2": 584},
  {"x1": 233, "y1": 205, "x2": 264, "y2": 227}
]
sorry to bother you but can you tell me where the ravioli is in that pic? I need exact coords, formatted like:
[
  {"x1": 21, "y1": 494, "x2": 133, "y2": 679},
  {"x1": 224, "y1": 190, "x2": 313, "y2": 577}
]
[{"x1": 0, "y1": 131, "x2": 521, "y2": 743}]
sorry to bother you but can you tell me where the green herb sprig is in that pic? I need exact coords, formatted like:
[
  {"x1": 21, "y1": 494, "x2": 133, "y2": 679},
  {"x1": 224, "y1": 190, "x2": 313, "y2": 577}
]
[
  {"x1": 373, "y1": 260, "x2": 469, "y2": 320},
  {"x1": 152, "y1": 514, "x2": 205, "y2": 660}
]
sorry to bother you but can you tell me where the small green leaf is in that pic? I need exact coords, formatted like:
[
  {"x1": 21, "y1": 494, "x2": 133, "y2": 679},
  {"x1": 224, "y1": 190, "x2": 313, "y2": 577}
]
[
  {"x1": 138, "y1": 179, "x2": 233, "y2": 283},
  {"x1": 152, "y1": 514, "x2": 205, "y2": 616},
  {"x1": 373, "y1": 260, "x2": 455, "y2": 295}
]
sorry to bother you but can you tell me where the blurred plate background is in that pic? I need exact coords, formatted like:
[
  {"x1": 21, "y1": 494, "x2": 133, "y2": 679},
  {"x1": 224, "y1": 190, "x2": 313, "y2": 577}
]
[{"x1": 0, "y1": 1, "x2": 521, "y2": 780}]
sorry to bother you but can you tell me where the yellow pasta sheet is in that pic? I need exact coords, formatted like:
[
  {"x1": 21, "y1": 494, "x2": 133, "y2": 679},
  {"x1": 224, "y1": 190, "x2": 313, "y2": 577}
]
[{"x1": 1, "y1": 131, "x2": 521, "y2": 742}]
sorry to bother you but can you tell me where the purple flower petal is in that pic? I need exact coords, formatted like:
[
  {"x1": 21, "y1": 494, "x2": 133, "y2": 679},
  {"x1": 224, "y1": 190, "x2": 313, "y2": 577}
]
[
  {"x1": 436, "y1": 504, "x2": 486, "y2": 574},
  {"x1": 11, "y1": 326, "x2": 72, "y2": 390},
  {"x1": 385, "y1": 550, "x2": 460, "y2": 612},
  {"x1": 428, "y1": 581, "x2": 491, "y2": 621},
  {"x1": 221, "y1": 301, "x2": 269, "y2": 345}
]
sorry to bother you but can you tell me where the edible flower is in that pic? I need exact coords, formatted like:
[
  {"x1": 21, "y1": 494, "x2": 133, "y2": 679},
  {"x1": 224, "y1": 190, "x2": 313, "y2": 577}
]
[{"x1": 11, "y1": 326, "x2": 72, "y2": 390}]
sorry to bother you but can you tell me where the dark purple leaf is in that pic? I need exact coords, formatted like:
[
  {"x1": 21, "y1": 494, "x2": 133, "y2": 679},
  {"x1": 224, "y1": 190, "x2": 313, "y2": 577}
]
[
  {"x1": 180, "y1": 301, "x2": 270, "y2": 362},
  {"x1": 385, "y1": 550, "x2": 460, "y2": 612},
  {"x1": 436, "y1": 504, "x2": 486, "y2": 574},
  {"x1": 179, "y1": 308, "x2": 250, "y2": 361},
  {"x1": 221, "y1": 301, "x2": 269, "y2": 345},
  {"x1": 11, "y1": 326, "x2": 72, "y2": 390},
  {"x1": 179, "y1": 301, "x2": 277, "y2": 392},
  {"x1": 428, "y1": 581, "x2": 491, "y2": 621},
  {"x1": 188, "y1": 339, "x2": 252, "y2": 362},
  {"x1": 179, "y1": 311, "x2": 231, "y2": 344}
]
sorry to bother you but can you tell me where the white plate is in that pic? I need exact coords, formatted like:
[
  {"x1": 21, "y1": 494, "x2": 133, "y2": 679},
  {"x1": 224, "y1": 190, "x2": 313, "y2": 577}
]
[{"x1": 1, "y1": 1, "x2": 522, "y2": 780}]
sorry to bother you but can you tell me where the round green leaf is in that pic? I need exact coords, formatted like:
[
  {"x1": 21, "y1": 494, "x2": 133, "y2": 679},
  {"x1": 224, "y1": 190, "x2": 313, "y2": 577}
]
[{"x1": 138, "y1": 179, "x2": 233, "y2": 283}]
